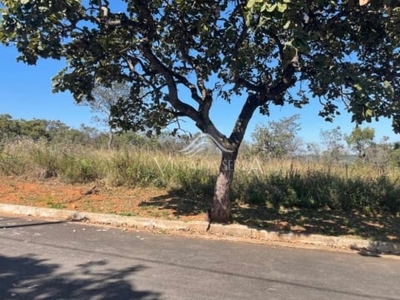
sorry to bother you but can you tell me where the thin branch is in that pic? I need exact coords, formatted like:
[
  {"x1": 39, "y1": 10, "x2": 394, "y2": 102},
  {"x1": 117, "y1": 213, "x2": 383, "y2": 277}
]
[
  {"x1": 267, "y1": 30, "x2": 285, "y2": 62},
  {"x1": 139, "y1": 39, "x2": 200, "y2": 123},
  {"x1": 135, "y1": 0, "x2": 156, "y2": 39},
  {"x1": 237, "y1": 77, "x2": 265, "y2": 93},
  {"x1": 172, "y1": 71, "x2": 202, "y2": 104},
  {"x1": 140, "y1": 41, "x2": 227, "y2": 142}
]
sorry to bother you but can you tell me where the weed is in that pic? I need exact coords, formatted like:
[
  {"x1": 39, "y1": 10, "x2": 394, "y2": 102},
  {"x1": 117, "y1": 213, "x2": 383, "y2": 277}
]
[
  {"x1": 118, "y1": 212, "x2": 138, "y2": 217},
  {"x1": 1, "y1": 138, "x2": 400, "y2": 215},
  {"x1": 46, "y1": 202, "x2": 66, "y2": 209}
]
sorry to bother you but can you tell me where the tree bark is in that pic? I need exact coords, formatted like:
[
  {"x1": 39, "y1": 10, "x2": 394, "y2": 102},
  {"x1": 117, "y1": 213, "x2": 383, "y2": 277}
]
[
  {"x1": 107, "y1": 131, "x2": 114, "y2": 150},
  {"x1": 207, "y1": 95, "x2": 260, "y2": 224},
  {"x1": 210, "y1": 150, "x2": 238, "y2": 223}
]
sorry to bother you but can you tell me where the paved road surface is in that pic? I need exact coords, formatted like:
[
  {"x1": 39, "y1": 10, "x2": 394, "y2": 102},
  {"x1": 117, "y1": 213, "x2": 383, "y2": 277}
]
[{"x1": 0, "y1": 215, "x2": 399, "y2": 300}]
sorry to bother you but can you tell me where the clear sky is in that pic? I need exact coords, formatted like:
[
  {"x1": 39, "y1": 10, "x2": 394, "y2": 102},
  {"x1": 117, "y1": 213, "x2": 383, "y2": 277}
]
[{"x1": 0, "y1": 44, "x2": 398, "y2": 145}]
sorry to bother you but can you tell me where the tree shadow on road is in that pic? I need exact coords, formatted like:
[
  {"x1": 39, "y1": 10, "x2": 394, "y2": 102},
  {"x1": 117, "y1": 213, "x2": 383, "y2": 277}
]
[{"x1": 0, "y1": 254, "x2": 161, "y2": 300}]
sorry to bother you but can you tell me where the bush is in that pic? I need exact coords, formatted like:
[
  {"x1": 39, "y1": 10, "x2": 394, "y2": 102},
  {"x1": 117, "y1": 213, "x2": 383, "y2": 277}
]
[{"x1": 59, "y1": 155, "x2": 101, "y2": 183}]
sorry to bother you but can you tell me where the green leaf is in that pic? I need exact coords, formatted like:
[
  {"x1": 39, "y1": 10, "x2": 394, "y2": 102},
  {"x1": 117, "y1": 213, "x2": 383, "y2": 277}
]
[
  {"x1": 244, "y1": 11, "x2": 252, "y2": 26},
  {"x1": 37, "y1": 41, "x2": 44, "y2": 51},
  {"x1": 365, "y1": 108, "x2": 373, "y2": 117},
  {"x1": 266, "y1": 3, "x2": 277, "y2": 12},
  {"x1": 21, "y1": 0, "x2": 30, "y2": 4},
  {"x1": 383, "y1": 80, "x2": 394, "y2": 97},
  {"x1": 277, "y1": 3, "x2": 288, "y2": 13},
  {"x1": 246, "y1": 0, "x2": 257, "y2": 9},
  {"x1": 283, "y1": 20, "x2": 291, "y2": 29}
]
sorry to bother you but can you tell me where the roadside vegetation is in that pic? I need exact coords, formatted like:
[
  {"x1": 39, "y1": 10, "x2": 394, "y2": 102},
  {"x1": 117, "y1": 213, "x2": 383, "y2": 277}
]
[{"x1": 1, "y1": 114, "x2": 400, "y2": 219}]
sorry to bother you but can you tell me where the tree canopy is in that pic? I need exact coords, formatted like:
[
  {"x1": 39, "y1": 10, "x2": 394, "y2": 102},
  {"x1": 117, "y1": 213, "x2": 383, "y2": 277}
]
[
  {"x1": 2, "y1": 0, "x2": 400, "y2": 222},
  {"x1": 1, "y1": 0, "x2": 400, "y2": 137},
  {"x1": 345, "y1": 126, "x2": 375, "y2": 157},
  {"x1": 251, "y1": 115, "x2": 302, "y2": 158}
]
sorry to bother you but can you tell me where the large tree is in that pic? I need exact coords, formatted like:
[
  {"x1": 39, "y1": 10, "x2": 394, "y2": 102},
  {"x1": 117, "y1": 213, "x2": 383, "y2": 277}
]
[
  {"x1": 251, "y1": 115, "x2": 302, "y2": 158},
  {"x1": 345, "y1": 126, "x2": 375, "y2": 158},
  {"x1": 80, "y1": 81, "x2": 132, "y2": 150},
  {"x1": 1, "y1": 0, "x2": 400, "y2": 222}
]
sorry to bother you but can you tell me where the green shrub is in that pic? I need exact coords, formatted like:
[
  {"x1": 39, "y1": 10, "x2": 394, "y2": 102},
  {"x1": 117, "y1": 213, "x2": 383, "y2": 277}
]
[
  {"x1": 59, "y1": 155, "x2": 101, "y2": 183},
  {"x1": 0, "y1": 153, "x2": 27, "y2": 176},
  {"x1": 106, "y1": 150, "x2": 165, "y2": 187}
]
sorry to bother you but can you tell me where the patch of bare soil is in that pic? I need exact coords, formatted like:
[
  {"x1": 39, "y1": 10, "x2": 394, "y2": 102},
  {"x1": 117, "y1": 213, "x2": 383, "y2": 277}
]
[{"x1": 0, "y1": 176, "x2": 202, "y2": 222}]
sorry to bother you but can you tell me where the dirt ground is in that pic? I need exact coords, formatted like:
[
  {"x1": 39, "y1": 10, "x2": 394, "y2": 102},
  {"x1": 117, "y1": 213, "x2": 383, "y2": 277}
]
[
  {"x1": 0, "y1": 176, "x2": 204, "y2": 222},
  {"x1": 1, "y1": 175, "x2": 399, "y2": 243}
]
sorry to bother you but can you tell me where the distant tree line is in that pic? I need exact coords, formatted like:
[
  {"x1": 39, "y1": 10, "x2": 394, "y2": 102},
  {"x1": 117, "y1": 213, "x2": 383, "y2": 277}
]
[
  {"x1": 250, "y1": 114, "x2": 400, "y2": 173},
  {"x1": 1, "y1": 113, "x2": 400, "y2": 171},
  {"x1": 0, "y1": 114, "x2": 191, "y2": 152}
]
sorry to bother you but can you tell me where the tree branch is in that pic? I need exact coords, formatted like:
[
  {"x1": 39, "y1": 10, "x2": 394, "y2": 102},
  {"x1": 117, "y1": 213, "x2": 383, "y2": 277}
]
[
  {"x1": 139, "y1": 39, "x2": 201, "y2": 124},
  {"x1": 172, "y1": 71, "x2": 202, "y2": 104},
  {"x1": 135, "y1": 0, "x2": 157, "y2": 39},
  {"x1": 237, "y1": 77, "x2": 265, "y2": 93},
  {"x1": 229, "y1": 94, "x2": 260, "y2": 146}
]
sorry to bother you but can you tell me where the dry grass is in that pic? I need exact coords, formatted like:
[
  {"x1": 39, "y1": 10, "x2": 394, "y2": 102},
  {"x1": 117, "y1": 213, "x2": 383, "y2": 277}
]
[{"x1": 1, "y1": 138, "x2": 400, "y2": 215}]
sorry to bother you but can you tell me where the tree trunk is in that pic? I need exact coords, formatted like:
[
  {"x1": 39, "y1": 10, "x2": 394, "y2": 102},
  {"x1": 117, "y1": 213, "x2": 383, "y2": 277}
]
[
  {"x1": 107, "y1": 131, "x2": 114, "y2": 150},
  {"x1": 205, "y1": 94, "x2": 260, "y2": 224},
  {"x1": 210, "y1": 151, "x2": 238, "y2": 223}
]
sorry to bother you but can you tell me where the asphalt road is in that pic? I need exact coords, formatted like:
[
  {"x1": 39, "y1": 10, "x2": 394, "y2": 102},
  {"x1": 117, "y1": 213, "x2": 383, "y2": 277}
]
[{"x1": 0, "y1": 215, "x2": 399, "y2": 300}]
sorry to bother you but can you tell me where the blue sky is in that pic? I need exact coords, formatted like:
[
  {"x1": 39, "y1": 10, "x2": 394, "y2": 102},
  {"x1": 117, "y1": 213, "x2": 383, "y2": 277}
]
[{"x1": 0, "y1": 45, "x2": 398, "y2": 144}]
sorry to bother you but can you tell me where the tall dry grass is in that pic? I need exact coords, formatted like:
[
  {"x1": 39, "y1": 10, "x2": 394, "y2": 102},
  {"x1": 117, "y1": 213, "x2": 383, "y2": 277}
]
[{"x1": 0, "y1": 138, "x2": 399, "y2": 215}]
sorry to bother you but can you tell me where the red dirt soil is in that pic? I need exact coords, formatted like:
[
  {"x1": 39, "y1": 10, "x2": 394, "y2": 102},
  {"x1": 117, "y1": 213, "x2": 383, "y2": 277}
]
[{"x1": 0, "y1": 175, "x2": 204, "y2": 222}]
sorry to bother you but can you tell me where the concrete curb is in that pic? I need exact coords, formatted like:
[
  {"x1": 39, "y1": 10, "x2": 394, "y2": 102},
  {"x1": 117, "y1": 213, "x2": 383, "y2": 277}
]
[{"x1": 1, "y1": 203, "x2": 399, "y2": 255}]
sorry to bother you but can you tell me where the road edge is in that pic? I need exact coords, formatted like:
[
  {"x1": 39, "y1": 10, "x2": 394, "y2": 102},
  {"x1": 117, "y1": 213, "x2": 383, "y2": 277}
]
[{"x1": 1, "y1": 203, "x2": 399, "y2": 255}]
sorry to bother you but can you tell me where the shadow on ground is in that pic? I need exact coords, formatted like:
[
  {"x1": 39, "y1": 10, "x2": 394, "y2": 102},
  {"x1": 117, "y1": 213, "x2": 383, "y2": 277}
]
[
  {"x1": 139, "y1": 192, "x2": 208, "y2": 218},
  {"x1": 0, "y1": 220, "x2": 65, "y2": 229},
  {"x1": 140, "y1": 190, "x2": 400, "y2": 244},
  {"x1": 230, "y1": 206, "x2": 400, "y2": 243},
  {"x1": 0, "y1": 254, "x2": 161, "y2": 300}
]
